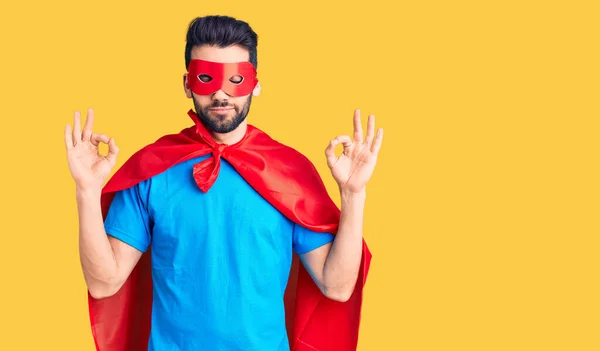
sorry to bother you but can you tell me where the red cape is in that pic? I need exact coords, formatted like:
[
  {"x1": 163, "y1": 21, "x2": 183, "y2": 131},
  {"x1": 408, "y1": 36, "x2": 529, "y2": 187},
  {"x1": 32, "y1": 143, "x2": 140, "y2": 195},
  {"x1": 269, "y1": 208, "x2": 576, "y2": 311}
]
[{"x1": 89, "y1": 110, "x2": 372, "y2": 351}]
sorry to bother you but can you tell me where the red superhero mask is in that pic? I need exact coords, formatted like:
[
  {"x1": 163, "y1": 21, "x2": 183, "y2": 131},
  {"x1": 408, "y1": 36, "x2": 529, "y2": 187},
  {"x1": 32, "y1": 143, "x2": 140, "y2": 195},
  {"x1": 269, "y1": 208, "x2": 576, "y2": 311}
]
[{"x1": 187, "y1": 59, "x2": 258, "y2": 97}]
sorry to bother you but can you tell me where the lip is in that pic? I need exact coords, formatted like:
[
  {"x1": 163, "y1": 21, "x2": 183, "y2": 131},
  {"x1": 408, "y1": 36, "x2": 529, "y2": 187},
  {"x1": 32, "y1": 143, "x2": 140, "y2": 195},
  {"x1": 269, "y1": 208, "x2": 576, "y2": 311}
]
[{"x1": 209, "y1": 108, "x2": 234, "y2": 112}]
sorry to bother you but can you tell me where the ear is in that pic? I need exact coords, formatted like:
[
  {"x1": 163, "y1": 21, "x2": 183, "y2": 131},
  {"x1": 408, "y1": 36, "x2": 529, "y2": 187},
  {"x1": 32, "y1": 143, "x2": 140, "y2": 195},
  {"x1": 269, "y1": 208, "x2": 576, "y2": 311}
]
[
  {"x1": 183, "y1": 73, "x2": 192, "y2": 99},
  {"x1": 252, "y1": 81, "x2": 262, "y2": 97}
]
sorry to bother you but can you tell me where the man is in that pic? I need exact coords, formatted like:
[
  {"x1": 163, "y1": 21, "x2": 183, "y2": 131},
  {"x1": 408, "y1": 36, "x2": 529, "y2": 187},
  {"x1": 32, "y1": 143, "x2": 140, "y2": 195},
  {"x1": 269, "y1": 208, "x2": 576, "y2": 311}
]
[{"x1": 65, "y1": 15, "x2": 383, "y2": 351}]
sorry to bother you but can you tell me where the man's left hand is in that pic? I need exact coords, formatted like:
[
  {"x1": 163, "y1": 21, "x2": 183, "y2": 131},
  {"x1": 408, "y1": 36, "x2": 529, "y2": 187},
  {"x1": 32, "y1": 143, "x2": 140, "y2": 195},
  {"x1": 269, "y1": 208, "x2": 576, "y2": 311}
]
[{"x1": 325, "y1": 109, "x2": 384, "y2": 194}]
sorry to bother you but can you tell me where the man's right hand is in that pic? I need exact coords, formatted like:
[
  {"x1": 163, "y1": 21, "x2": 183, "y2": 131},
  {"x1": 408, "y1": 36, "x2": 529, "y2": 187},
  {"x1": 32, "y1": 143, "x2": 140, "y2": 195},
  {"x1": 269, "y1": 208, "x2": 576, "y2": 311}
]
[{"x1": 65, "y1": 108, "x2": 119, "y2": 192}]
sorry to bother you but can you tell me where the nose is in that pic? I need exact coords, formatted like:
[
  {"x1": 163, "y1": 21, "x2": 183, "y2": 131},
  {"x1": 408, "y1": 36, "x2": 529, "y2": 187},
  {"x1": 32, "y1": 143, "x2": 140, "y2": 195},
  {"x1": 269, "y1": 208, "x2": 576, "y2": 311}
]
[{"x1": 212, "y1": 89, "x2": 230, "y2": 102}]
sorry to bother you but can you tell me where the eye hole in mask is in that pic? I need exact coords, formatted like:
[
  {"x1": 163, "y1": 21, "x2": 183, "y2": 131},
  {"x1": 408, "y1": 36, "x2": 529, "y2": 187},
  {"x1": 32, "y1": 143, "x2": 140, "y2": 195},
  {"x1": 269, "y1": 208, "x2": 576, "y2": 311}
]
[
  {"x1": 198, "y1": 74, "x2": 213, "y2": 83},
  {"x1": 229, "y1": 75, "x2": 244, "y2": 84}
]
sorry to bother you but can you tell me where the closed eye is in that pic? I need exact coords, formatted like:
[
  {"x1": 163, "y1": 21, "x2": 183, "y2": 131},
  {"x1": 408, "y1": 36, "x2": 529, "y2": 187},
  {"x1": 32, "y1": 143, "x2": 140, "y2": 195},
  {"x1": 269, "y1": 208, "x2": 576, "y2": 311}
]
[
  {"x1": 198, "y1": 74, "x2": 213, "y2": 83},
  {"x1": 229, "y1": 75, "x2": 244, "y2": 84}
]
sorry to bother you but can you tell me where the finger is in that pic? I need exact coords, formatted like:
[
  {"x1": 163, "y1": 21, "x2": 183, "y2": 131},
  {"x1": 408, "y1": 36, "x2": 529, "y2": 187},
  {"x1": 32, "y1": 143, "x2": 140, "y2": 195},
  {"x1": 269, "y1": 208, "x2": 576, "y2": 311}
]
[
  {"x1": 325, "y1": 139, "x2": 340, "y2": 168},
  {"x1": 73, "y1": 111, "x2": 82, "y2": 144},
  {"x1": 90, "y1": 132, "x2": 110, "y2": 147},
  {"x1": 82, "y1": 108, "x2": 94, "y2": 142},
  {"x1": 65, "y1": 124, "x2": 73, "y2": 150},
  {"x1": 335, "y1": 134, "x2": 353, "y2": 149},
  {"x1": 353, "y1": 109, "x2": 363, "y2": 144},
  {"x1": 371, "y1": 128, "x2": 384, "y2": 155},
  {"x1": 106, "y1": 137, "x2": 119, "y2": 165},
  {"x1": 365, "y1": 114, "x2": 375, "y2": 146}
]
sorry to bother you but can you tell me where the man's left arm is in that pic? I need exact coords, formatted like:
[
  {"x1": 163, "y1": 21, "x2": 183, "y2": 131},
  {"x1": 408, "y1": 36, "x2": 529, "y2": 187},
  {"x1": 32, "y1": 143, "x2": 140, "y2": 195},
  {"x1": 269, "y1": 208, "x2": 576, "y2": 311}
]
[
  {"x1": 300, "y1": 109, "x2": 383, "y2": 302},
  {"x1": 299, "y1": 189, "x2": 366, "y2": 302}
]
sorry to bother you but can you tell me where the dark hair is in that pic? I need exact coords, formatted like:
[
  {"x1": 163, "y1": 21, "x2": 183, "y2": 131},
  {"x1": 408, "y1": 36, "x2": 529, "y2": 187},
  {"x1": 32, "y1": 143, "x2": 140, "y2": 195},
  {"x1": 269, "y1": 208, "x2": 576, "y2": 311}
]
[{"x1": 184, "y1": 15, "x2": 258, "y2": 70}]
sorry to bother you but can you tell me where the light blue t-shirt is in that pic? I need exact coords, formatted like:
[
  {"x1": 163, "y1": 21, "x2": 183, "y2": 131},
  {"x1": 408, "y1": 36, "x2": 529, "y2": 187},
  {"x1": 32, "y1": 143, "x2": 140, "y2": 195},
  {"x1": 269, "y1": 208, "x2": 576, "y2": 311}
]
[{"x1": 103, "y1": 155, "x2": 334, "y2": 351}]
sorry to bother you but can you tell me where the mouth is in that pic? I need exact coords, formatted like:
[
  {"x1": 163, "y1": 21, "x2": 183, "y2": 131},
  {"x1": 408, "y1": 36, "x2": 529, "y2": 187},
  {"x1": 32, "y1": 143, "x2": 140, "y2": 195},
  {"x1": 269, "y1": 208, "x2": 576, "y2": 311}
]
[{"x1": 209, "y1": 107, "x2": 234, "y2": 114}]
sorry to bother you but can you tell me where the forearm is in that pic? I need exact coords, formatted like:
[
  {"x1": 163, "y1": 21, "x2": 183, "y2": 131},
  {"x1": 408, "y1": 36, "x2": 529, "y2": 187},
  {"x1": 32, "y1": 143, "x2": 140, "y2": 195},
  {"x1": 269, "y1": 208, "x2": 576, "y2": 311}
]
[
  {"x1": 322, "y1": 189, "x2": 366, "y2": 300},
  {"x1": 76, "y1": 188, "x2": 119, "y2": 297}
]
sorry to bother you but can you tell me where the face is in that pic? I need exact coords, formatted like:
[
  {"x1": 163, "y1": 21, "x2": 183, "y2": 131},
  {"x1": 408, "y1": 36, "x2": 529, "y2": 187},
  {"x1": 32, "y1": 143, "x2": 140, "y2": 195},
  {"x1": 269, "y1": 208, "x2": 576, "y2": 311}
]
[{"x1": 184, "y1": 45, "x2": 261, "y2": 134}]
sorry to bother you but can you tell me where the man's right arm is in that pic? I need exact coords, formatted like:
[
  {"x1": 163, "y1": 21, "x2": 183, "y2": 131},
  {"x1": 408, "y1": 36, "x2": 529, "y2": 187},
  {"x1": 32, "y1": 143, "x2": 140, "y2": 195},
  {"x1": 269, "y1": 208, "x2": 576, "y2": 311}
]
[
  {"x1": 66, "y1": 108, "x2": 147, "y2": 299},
  {"x1": 77, "y1": 188, "x2": 143, "y2": 299}
]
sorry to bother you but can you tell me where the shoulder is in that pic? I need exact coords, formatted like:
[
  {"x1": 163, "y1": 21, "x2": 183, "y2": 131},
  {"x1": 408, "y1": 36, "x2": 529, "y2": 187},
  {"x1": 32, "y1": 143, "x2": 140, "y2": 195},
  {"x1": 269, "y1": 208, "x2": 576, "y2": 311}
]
[
  {"x1": 101, "y1": 126, "x2": 200, "y2": 213},
  {"x1": 246, "y1": 124, "x2": 318, "y2": 170}
]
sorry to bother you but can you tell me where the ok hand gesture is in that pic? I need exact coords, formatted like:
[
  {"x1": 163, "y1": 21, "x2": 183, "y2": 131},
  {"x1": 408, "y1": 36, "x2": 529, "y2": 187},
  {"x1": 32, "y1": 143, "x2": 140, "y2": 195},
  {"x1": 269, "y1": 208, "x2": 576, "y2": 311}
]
[
  {"x1": 325, "y1": 109, "x2": 384, "y2": 194},
  {"x1": 65, "y1": 109, "x2": 119, "y2": 192}
]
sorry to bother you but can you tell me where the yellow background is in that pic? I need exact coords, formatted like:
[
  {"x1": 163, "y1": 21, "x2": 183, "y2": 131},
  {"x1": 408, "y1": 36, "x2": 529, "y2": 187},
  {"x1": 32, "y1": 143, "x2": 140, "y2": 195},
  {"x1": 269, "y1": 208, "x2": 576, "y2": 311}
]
[{"x1": 0, "y1": 0, "x2": 598, "y2": 350}]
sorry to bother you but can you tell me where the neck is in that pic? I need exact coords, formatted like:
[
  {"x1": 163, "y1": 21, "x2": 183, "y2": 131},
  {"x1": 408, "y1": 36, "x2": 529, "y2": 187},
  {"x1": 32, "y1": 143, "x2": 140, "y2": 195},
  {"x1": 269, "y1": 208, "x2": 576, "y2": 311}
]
[{"x1": 209, "y1": 121, "x2": 248, "y2": 145}]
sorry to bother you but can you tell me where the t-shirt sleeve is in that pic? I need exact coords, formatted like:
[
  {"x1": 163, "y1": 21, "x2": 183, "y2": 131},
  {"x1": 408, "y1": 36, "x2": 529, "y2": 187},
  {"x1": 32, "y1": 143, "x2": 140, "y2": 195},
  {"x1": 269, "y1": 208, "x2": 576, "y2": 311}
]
[
  {"x1": 292, "y1": 223, "x2": 335, "y2": 254},
  {"x1": 103, "y1": 181, "x2": 153, "y2": 253}
]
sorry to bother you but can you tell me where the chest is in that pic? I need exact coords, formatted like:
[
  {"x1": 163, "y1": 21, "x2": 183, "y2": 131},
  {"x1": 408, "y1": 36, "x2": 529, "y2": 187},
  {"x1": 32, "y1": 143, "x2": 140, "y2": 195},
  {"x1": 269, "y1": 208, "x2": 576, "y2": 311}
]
[{"x1": 144, "y1": 158, "x2": 295, "y2": 271}]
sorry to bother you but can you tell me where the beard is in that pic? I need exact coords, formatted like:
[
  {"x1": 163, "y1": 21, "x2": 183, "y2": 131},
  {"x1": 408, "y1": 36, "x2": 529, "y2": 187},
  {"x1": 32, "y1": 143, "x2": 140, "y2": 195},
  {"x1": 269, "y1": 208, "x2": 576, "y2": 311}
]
[{"x1": 192, "y1": 95, "x2": 252, "y2": 134}]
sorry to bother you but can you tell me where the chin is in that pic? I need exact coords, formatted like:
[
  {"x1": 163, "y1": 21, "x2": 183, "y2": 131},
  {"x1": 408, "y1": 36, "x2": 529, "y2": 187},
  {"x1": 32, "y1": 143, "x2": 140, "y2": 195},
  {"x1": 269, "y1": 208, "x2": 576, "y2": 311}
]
[
  {"x1": 210, "y1": 114, "x2": 234, "y2": 125},
  {"x1": 208, "y1": 119, "x2": 240, "y2": 134}
]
